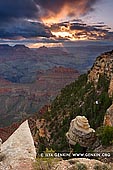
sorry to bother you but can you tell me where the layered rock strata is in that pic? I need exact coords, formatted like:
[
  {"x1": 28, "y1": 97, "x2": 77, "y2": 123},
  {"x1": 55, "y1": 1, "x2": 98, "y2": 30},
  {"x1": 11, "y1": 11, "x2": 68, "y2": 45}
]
[
  {"x1": 88, "y1": 51, "x2": 113, "y2": 83},
  {"x1": 66, "y1": 116, "x2": 96, "y2": 147}
]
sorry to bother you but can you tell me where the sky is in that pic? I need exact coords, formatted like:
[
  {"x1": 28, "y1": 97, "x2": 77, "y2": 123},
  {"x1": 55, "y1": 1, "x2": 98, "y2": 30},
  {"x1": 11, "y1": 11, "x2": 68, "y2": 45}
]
[{"x1": 0, "y1": 0, "x2": 113, "y2": 47}]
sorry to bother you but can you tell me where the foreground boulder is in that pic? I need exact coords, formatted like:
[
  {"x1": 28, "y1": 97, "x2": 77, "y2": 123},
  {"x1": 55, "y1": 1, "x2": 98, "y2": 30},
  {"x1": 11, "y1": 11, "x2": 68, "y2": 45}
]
[
  {"x1": 0, "y1": 120, "x2": 36, "y2": 170},
  {"x1": 66, "y1": 116, "x2": 96, "y2": 147},
  {"x1": 52, "y1": 158, "x2": 112, "y2": 170}
]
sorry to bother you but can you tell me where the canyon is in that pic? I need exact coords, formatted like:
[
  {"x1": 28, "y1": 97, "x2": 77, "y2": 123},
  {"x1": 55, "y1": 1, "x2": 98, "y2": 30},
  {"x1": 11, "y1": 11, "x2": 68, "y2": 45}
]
[
  {"x1": 0, "y1": 66, "x2": 79, "y2": 127},
  {"x1": 0, "y1": 48, "x2": 113, "y2": 169}
]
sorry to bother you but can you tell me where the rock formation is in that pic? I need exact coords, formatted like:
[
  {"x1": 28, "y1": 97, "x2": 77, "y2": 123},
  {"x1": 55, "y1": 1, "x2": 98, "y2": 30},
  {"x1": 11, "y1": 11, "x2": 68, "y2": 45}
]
[
  {"x1": 0, "y1": 120, "x2": 36, "y2": 170},
  {"x1": 0, "y1": 138, "x2": 5, "y2": 162},
  {"x1": 87, "y1": 50, "x2": 113, "y2": 126},
  {"x1": 66, "y1": 116, "x2": 96, "y2": 147},
  {"x1": 103, "y1": 104, "x2": 113, "y2": 126},
  {"x1": 0, "y1": 138, "x2": 2, "y2": 153},
  {"x1": 88, "y1": 50, "x2": 113, "y2": 88},
  {"x1": 0, "y1": 122, "x2": 21, "y2": 143},
  {"x1": 52, "y1": 158, "x2": 112, "y2": 170},
  {"x1": 36, "y1": 119, "x2": 49, "y2": 138},
  {"x1": 108, "y1": 75, "x2": 113, "y2": 97}
]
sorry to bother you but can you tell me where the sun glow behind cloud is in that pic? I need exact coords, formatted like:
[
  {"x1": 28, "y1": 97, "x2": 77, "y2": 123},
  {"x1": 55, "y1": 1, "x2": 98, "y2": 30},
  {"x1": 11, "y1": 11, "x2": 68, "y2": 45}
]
[
  {"x1": 28, "y1": 0, "x2": 113, "y2": 42},
  {"x1": 41, "y1": 4, "x2": 83, "y2": 25},
  {"x1": 49, "y1": 20, "x2": 111, "y2": 41},
  {"x1": 51, "y1": 30, "x2": 87, "y2": 41},
  {"x1": 0, "y1": 0, "x2": 113, "y2": 45},
  {"x1": 52, "y1": 31, "x2": 72, "y2": 39},
  {"x1": 38, "y1": 0, "x2": 109, "y2": 41},
  {"x1": 40, "y1": 0, "x2": 100, "y2": 24}
]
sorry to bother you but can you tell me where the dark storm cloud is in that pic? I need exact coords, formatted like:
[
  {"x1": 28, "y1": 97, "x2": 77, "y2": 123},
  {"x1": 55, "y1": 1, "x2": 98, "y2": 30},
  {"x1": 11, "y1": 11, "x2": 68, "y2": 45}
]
[
  {"x1": 0, "y1": 21, "x2": 52, "y2": 39},
  {"x1": 0, "y1": 0, "x2": 53, "y2": 39},
  {"x1": 0, "y1": 0, "x2": 39, "y2": 22},
  {"x1": 70, "y1": 23, "x2": 87, "y2": 30},
  {"x1": 70, "y1": 23, "x2": 109, "y2": 34}
]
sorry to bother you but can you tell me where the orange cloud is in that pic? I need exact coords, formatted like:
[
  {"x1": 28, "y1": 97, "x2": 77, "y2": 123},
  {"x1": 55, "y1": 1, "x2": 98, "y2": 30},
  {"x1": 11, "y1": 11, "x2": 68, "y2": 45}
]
[
  {"x1": 36, "y1": 0, "x2": 99, "y2": 24},
  {"x1": 50, "y1": 20, "x2": 113, "y2": 41}
]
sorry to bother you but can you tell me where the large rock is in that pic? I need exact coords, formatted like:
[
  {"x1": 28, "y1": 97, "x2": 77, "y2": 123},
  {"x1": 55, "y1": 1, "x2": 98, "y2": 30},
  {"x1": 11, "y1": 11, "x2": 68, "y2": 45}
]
[
  {"x1": 0, "y1": 120, "x2": 36, "y2": 170},
  {"x1": 108, "y1": 75, "x2": 113, "y2": 97},
  {"x1": 52, "y1": 158, "x2": 112, "y2": 170},
  {"x1": 66, "y1": 116, "x2": 96, "y2": 147},
  {"x1": 103, "y1": 104, "x2": 113, "y2": 126},
  {"x1": 88, "y1": 50, "x2": 113, "y2": 87}
]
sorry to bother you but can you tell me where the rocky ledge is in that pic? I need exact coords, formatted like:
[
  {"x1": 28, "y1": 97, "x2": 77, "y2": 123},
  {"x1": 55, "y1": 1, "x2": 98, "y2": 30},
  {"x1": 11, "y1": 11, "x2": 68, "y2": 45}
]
[{"x1": 52, "y1": 158, "x2": 112, "y2": 170}]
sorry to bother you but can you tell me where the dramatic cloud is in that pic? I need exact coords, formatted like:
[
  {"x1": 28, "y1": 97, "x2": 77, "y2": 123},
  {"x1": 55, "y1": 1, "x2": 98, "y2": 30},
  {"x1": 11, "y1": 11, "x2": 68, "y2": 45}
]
[
  {"x1": 50, "y1": 20, "x2": 113, "y2": 40},
  {"x1": 0, "y1": 20, "x2": 52, "y2": 39},
  {"x1": 0, "y1": 0, "x2": 100, "y2": 24},
  {"x1": 35, "y1": 0, "x2": 99, "y2": 22},
  {"x1": 0, "y1": 19, "x2": 113, "y2": 41},
  {"x1": 0, "y1": 0, "x2": 113, "y2": 41},
  {"x1": 0, "y1": 0, "x2": 39, "y2": 23}
]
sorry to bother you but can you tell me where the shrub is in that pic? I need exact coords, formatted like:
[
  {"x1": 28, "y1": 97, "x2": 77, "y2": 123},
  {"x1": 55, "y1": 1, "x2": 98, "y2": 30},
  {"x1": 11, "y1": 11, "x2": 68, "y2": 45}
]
[
  {"x1": 94, "y1": 163, "x2": 111, "y2": 170},
  {"x1": 34, "y1": 157, "x2": 60, "y2": 170},
  {"x1": 96, "y1": 126, "x2": 113, "y2": 146},
  {"x1": 76, "y1": 162, "x2": 87, "y2": 170}
]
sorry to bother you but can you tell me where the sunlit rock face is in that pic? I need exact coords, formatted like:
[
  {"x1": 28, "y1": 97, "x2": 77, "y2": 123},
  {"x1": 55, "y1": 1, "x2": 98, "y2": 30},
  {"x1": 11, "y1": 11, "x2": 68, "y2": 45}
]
[
  {"x1": 103, "y1": 104, "x2": 113, "y2": 126},
  {"x1": 108, "y1": 75, "x2": 113, "y2": 97},
  {"x1": 66, "y1": 116, "x2": 96, "y2": 147},
  {"x1": 0, "y1": 120, "x2": 36, "y2": 170},
  {"x1": 88, "y1": 50, "x2": 113, "y2": 87}
]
